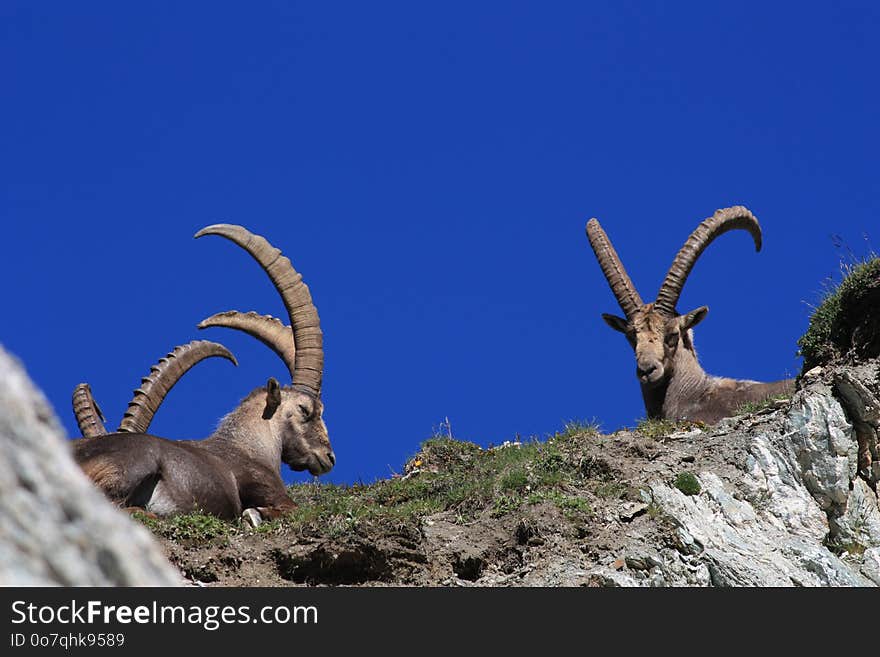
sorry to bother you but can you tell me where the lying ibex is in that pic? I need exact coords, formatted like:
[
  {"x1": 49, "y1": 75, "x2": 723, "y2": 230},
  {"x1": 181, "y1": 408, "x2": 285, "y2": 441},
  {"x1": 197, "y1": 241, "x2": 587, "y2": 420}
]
[
  {"x1": 586, "y1": 206, "x2": 795, "y2": 424},
  {"x1": 72, "y1": 340, "x2": 238, "y2": 437},
  {"x1": 73, "y1": 225, "x2": 335, "y2": 522}
]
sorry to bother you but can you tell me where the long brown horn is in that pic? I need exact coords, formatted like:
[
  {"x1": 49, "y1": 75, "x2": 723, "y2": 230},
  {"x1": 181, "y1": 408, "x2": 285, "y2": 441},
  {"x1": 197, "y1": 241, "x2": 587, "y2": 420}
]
[
  {"x1": 72, "y1": 383, "x2": 107, "y2": 437},
  {"x1": 585, "y1": 218, "x2": 643, "y2": 318},
  {"x1": 118, "y1": 340, "x2": 238, "y2": 433},
  {"x1": 198, "y1": 311, "x2": 296, "y2": 378},
  {"x1": 654, "y1": 206, "x2": 762, "y2": 317},
  {"x1": 195, "y1": 224, "x2": 324, "y2": 397}
]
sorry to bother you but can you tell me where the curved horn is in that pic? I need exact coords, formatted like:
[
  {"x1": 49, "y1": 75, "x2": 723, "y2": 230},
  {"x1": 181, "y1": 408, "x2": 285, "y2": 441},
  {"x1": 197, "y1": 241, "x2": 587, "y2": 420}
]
[
  {"x1": 195, "y1": 224, "x2": 324, "y2": 397},
  {"x1": 118, "y1": 340, "x2": 238, "y2": 433},
  {"x1": 72, "y1": 383, "x2": 107, "y2": 438},
  {"x1": 198, "y1": 311, "x2": 296, "y2": 378},
  {"x1": 585, "y1": 218, "x2": 643, "y2": 318},
  {"x1": 653, "y1": 206, "x2": 762, "y2": 317}
]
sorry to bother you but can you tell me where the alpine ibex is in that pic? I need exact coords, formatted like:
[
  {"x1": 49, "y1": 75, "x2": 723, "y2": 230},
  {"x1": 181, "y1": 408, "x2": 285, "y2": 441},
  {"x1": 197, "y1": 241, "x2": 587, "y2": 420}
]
[
  {"x1": 73, "y1": 225, "x2": 335, "y2": 522},
  {"x1": 72, "y1": 340, "x2": 238, "y2": 438},
  {"x1": 586, "y1": 206, "x2": 795, "y2": 424}
]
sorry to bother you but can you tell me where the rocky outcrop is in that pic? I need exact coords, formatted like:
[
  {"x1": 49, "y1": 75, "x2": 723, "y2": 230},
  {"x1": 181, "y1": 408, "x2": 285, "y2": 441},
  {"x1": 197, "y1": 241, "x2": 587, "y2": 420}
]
[
  {"x1": 0, "y1": 345, "x2": 181, "y2": 585},
  {"x1": 589, "y1": 364, "x2": 880, "y2": 586}
]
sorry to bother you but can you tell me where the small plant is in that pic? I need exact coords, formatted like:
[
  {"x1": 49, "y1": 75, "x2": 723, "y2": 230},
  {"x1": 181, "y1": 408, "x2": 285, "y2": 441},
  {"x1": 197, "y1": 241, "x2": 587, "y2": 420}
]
[
  {"x1": 135, "y1": 511, "x2": 231, "y2": 542},
  {"x1": 594, "y1": 481, "x2": 628, "y2": 500},
  {"x1": 129, "y1": 510, "x2": 162, "y2": 532},
  {"x1": 673, "y1": 472, "x2": 701, "y2": 496},
  {"x1": 646, "y1": 502, "x2": 665, "y2": 520},
  {"x1": 735, "y1": 394, "x2": 790, "y2": 416},
  {"x1": 500, "y1": 468, "x2": 529, "y2": 492},
  {"x1": 554, "y1": 494, "x2": 592, "y2": 515},
  {"x1": 824, "y1": 533, "x2": 868, "y2": 557},
  {"x1": 252, "y1": 518, "x2": 283, "y2": 534},
  {"x1": 527, "y1": 490, "x2": 592, "y2": 518},
  {"x1": 491, "y1": 493, "x2": 523, "y2": 517},
  {"x1": 555, "y1": 419, "x2": 601, "y2": 441},
  {"x1": 744, "y1": 489, "x2": 772, "y2": 512}
]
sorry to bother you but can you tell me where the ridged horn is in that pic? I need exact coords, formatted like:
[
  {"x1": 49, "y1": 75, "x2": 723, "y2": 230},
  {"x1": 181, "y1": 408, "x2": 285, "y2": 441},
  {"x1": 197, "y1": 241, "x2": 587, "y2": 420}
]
[
  {"x1": 198, "y1": 311, "x2": 296, "y2": 378},
  {"x1": 586, "y1": 218, "x2": 643, "y2": 318},
  {"x1": 118, "y1": 340, "x2": 237, "y2": 433},
  {"x1": 72, "y1": 383, "x2": 107, "y2": 438},
  {"x1": 654, "y1": 206, "x2": 762, "y2": 317},
  {"x1": 195, "y1": 224, "x2": 324, "y2": 397}
]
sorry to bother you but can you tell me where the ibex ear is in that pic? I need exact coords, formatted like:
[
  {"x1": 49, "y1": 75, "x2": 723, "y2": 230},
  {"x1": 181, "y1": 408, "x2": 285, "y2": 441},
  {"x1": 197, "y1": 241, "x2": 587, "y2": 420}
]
[
  {"x1": 680, "y1": 306, "x2": 709, "y2": 330},
  {"x1": 602, "y1": 313, "x2": 630, "y2": 333},
  {"x1": 263, "y1": 377, "x2": 282, "y2": 420}
]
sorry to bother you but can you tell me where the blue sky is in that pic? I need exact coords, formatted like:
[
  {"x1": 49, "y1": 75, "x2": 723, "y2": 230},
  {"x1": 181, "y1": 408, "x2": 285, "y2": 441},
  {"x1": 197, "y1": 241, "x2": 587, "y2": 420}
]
[{"x1": 2, "y1": 2, "x2": 878, "y2": 485}]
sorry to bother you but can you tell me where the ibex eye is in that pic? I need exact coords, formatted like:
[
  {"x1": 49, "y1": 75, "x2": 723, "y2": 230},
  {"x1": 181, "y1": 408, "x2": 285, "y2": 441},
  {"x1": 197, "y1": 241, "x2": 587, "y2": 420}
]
[{"x1": 298, "y1": 404, "x2": 311, "y2": 419}]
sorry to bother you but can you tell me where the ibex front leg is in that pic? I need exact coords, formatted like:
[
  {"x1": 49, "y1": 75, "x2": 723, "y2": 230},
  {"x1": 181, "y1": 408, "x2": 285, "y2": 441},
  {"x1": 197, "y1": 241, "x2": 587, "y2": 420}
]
[{"x1": 238, "y1": 476, "x2": 298, "y2": 528}]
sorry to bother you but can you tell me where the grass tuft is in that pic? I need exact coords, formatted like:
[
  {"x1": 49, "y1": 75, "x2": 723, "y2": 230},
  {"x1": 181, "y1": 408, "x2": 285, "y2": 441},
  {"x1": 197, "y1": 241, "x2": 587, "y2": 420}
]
[
  {"x1": 673, "y1": 472, "x2": 701, "y2": 496},
  {"x1": 555, "y1": 419, "x2": 601, "y2": 440},
  {"x1": 735, "y1": 394, "x2": 790, "y2": 416},
  {"x1": 797, "y1": 256, "x2": 880, "y2": 369},
  {"x1": 131, "y1": 511, "x2": 231, "y2": 542}
]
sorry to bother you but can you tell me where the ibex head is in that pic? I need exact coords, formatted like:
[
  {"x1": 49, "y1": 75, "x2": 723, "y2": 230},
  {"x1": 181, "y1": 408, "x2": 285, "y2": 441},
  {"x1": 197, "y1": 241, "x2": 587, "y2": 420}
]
[
  {"x1": 586, "y1": 206, "x2": 762, "y2": 388},
  {"x1": 196, "y1": 224, "x2": 335, "y2": 476},
  {"x1": 259, "y1": 377, "x2": 334, "y2": 475}
]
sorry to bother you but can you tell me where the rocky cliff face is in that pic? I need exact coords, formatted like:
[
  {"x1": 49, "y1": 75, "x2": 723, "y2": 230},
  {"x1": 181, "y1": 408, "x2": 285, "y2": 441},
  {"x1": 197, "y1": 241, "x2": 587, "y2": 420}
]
[
  {"x1": 0, "y1": 345, "x2": 181, "y2": 586},
  {"x1": 589, "y1": 361, "x2": 879, "y2": 586}
]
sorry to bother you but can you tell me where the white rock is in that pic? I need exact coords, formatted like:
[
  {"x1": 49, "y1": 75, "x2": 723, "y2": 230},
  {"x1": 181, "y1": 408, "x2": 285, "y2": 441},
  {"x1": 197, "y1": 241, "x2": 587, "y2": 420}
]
[
  {"x1": 861, "y1": 547, "x2": 880, "y2": 585},
  {"x1": 0, "y1": 345, "x2": 180, "y2": 585}
]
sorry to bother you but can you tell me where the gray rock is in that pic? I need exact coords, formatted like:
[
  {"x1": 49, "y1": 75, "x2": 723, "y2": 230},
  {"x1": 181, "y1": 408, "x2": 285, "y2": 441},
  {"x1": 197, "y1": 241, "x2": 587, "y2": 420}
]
[
  {"x1": 833, "y1": 478, "x2": 880, "y2": 549},
  {"x1": 604, "y1": 368, "x2": 880, "y2": 587},
  {"x1": 783, "y1": 384, "x2": 856, "y2": 511},
  {"x1": 0, "y1": 345, "x2": 181, "y2": 585},
  {"x1": 861, "y1": 547, "x2": 880, "y2": 585}
]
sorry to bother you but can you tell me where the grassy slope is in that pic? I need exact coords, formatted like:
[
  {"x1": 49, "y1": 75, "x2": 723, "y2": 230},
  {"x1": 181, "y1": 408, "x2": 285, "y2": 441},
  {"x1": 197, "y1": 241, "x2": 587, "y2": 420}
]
[{"x1": 133, "y1": 418, "x2": 717, "y2": 549}]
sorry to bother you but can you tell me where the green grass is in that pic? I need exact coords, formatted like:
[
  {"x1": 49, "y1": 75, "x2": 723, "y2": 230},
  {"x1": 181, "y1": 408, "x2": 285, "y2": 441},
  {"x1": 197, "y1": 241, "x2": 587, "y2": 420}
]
[
  {"x1": 594, "y1": 481, "x2": 628, "y2": 500},
  {"x1": 132, "y1": 511, "x2": 230, "y2": 542},
  {"x1": 525, "y1": 490, "x2": 592, "y2": 519},
  {"x1": 673, "y1": 472, "x2": 701, "y2": 496},
  {"x1": 735, "y1": 393, "x2": 790, "y2": 416},
  {"x1": 276, "y1": 436, "x2": 596, "y2": 532},
  {"x1": 499, "y1": 468, "x2": 530, "y2": 492},
  {"x1": 797, "y1": 256, "x2": 880, "y2": 369},
  {"x1": 556, "y1": 419, "x2": 601, "y2": 440},
  {"x1": 174, "y1": 435, "x2": 596, "y2": 537},
  {"x1": 133, "y1": 431, "x2": 624, "y2": 541}
]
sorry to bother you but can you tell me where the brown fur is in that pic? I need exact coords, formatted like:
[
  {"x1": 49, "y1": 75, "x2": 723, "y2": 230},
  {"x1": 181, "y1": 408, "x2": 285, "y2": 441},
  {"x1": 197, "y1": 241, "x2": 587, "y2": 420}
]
[
  {"x1": 72, "y1": 223, "x2": 332, "y2": 521},
  {"x1": 79, "y1": 456, "x2": 123, "y2": 492},
  {"x1": 605, "y1": 304, "x2": 795, "y2": 424},
  {"x1": 73, "y1": 381, "x2": 334, "y2": 520},
  {"x1": 589, "y1": 211, "x2": 795, "y2": 424}
]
